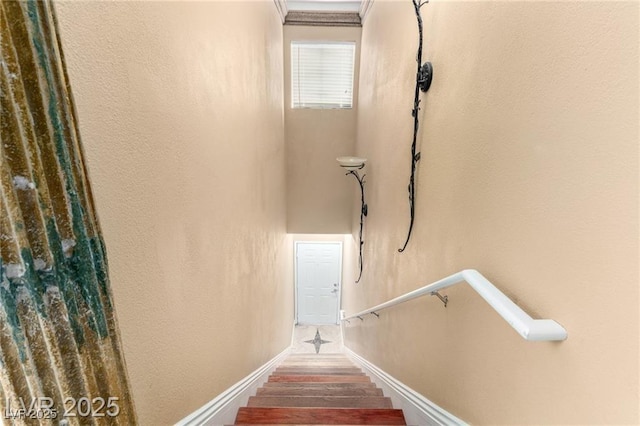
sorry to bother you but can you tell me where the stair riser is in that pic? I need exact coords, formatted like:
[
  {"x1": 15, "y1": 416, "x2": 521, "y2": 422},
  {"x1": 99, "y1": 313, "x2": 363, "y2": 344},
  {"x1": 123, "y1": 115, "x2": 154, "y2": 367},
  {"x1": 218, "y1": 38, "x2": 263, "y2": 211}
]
[
  {"x1": 278, "y1": 363, "x2": 357, "y2": 368},
  {"x1": 262, "y1": 382, "x2": 377, "y2": 388},
  {"x1": 273, "y1": 371, "x2": 365, "y2": 376},
  {"x1": 277, "y1": 363, "x2": 358, "y2": 367},
  {"x1": 268, "y1": 375, "x2": 370, "y2": 383},
  {"x1": 276, "y1": 366, "x2": 361, "y2": 370},
  {"x1": 281, "y1": 360, "x2": 354, "y2": 362},
  {"x1": 234, "y1": 355, "x2": 406, "y2": 425},
  {"x1": 257, "y1": 388, "x2": 383, "y2": 397},
  {"x1": 248, "y1": 396, "x2": 393, "y2": 409},
  {"x1": 235, "y1": 407, "x2": 406, "y2": 425}
]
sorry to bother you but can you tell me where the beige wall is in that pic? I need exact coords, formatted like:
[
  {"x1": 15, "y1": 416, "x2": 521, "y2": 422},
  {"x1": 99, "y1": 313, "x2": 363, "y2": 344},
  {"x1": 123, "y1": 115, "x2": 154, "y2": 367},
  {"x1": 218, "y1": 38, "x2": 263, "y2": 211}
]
[
  {"x1": 343, "y1": 1, "x2": 639, "y2": 424},
  {"x1": 55, "y1": 2, "x2": 293, "y2": 424},
  {"x1": 285, "y1": 25, "x2": 362, "y2": 234}
]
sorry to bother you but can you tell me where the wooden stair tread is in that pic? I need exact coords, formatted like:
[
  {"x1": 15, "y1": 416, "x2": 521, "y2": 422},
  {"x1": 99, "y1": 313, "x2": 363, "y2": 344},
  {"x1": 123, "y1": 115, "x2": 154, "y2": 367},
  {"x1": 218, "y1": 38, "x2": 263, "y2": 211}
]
[
  {"x1": 276, "y1": 365, "x2": 360, "y2": 367},
  {"x1": 248, "y1": 396, "x2": 393, "y2": 408},
  {"x1": 268, "y1": 375, "x2": 370, "y2": 383},
  {"x1": 257, "y1": 387, "x2": 383, "y2": 397},
  {"x1": 282, "y1": 359, "x2": 350, "y2": 363},
  {"x1": 276, "y1": 366, "x2": 361, "y2": 370},
  {"x1": 274, "y1": 370, "x2": 365, "y2": 376},
  {"x1": 277, "y1": 368, "x2": 359, "y2": 371},
  {"x1": 263, "y1": 382, "x2": 377, "y2": 388},
  {"x1": 285, "y1": 354, "x2": 347, "y2": 357},
  {"x1": 235, "y1": 407, "x2": 406, "y2": 425},
  {"x1": 281, "y1": 358, "x2": 353, "y2": 361},
  {"x1": 278, "y1": 363, "x2": 354, "y2": 366},
  {"x1": 280, "y1": 359, "x2": 354, "y2": 362},
  {"x1": 235, "y1": 353, "x2": 405, "y2": 425},
  {"x1": 276, "y1": 365, "x2": 360, "y2": 369}
]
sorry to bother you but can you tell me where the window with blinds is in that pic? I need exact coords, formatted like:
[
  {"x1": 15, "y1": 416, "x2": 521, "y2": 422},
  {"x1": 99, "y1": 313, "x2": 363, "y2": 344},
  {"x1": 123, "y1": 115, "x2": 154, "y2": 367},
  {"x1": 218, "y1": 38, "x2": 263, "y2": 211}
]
[{"x1": 291, "y1": 41, "x2": 356, "y2": 109}]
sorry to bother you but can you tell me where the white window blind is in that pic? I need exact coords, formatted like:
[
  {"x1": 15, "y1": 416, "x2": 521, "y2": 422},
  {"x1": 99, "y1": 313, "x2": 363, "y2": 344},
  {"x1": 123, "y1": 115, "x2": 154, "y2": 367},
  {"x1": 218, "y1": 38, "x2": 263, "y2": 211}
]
[{"x1": 291, "y1": 41, "x2": 355, "y2": 109}]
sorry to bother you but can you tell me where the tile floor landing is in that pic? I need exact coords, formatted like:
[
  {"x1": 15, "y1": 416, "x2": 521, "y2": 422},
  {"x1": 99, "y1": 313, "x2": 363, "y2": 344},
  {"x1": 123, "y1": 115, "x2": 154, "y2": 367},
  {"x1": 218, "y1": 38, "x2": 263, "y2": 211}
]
[{"x1": 291, "y1": 325, "x2": 343, "y2": 354}]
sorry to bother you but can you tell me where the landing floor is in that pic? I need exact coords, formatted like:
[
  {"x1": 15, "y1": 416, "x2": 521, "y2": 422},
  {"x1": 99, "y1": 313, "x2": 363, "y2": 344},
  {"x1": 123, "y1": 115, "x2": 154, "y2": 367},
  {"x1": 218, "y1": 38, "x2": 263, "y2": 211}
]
[{"x1": 291, "y1": 325, "x2": 343, "y2": 354}]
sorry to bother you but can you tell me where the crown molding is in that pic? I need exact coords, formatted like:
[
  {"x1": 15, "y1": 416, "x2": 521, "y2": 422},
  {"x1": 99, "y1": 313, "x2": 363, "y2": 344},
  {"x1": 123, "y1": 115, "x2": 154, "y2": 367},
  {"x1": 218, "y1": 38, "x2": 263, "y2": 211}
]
[
  {"x1": 359, "y1": 0, "x2": 374, "y2": 23},
  {"x1": 284, "y1": 10, "x2": 361, "y2": 27},
  {"x1": 274, "y1": 0, "x2": 288, "y2": 23}
]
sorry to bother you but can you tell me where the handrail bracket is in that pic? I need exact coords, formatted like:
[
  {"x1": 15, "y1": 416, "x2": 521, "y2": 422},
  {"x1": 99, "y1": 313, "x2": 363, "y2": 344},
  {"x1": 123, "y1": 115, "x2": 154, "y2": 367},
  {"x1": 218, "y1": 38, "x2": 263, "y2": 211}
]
[{"x1": 431, "y1": 291, "x2": 448, "y2": 307}]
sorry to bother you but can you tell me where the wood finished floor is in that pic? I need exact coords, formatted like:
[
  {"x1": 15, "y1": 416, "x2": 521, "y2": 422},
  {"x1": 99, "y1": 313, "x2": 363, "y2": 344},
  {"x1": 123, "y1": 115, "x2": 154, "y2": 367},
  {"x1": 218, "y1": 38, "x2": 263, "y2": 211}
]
[{"x1": 234, "y1": 354, "x2": 406, "y2": 425}]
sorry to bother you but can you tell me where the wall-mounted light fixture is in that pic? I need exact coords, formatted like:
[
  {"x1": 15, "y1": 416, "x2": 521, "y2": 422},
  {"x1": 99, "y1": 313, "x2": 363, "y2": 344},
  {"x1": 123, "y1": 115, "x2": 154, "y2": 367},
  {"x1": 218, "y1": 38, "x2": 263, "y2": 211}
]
[
  {"x1": 337, "y1": 156, "x2": 367, "y2": 283},
  {"x1": 398, "y1": 0, "x2": 433, "y2": 253}
]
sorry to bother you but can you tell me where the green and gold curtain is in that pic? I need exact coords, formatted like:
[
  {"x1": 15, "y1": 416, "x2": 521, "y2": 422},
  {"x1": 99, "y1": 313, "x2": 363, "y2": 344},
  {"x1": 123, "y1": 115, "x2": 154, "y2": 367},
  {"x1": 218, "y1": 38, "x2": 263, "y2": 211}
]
[{"x1": 1, "y1": 1, "x2": 134, "y2": 423}]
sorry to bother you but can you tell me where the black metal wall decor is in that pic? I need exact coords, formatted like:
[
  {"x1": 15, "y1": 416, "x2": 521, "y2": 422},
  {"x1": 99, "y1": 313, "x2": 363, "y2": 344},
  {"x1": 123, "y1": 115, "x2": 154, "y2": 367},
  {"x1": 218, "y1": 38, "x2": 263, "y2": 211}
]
[
  {"x1": 398, "y1": 0, "x2": 433, "y2": 253},
  {"x1": 346, "y1": 168, "x2": 367, "y2": 283},
  {"x1": 337, "y1": 156, "x2": 368, "y2": 283}
]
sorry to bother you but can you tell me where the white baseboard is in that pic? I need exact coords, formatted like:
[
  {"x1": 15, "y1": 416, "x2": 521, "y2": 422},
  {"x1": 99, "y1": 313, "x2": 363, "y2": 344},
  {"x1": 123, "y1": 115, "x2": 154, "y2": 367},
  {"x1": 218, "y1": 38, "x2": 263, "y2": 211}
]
[
  {"x1": 344, "y1": 347, "x2": 467, "y2": 426},
  {"x1": 176, "y1": 332, "x2": 464, "y2": 425},
  {"x1": 175, "y1": 347, "x2": 290, "y2": 426}
]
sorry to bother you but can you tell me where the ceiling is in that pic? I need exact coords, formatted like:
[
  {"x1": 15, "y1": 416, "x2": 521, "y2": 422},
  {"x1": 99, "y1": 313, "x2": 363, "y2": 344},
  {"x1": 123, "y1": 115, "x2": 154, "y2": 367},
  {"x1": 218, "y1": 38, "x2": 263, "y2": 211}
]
[{"x1": 286, "y1": 0, "x2": 362, "y2": 12}]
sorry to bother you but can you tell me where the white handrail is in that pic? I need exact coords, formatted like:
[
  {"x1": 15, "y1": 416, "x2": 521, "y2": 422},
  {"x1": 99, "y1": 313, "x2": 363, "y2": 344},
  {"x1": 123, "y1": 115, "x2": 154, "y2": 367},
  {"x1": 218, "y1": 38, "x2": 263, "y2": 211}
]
[{"x1": 343, "y1": 269, "x2": 567, "y2": 341}]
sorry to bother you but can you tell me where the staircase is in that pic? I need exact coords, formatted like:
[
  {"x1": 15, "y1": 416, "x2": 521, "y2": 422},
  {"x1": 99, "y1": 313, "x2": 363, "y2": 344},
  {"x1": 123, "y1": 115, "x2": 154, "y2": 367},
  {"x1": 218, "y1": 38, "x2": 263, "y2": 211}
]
[{"x1": 234, "y1": 353, "x2": 406, "y2": 425}]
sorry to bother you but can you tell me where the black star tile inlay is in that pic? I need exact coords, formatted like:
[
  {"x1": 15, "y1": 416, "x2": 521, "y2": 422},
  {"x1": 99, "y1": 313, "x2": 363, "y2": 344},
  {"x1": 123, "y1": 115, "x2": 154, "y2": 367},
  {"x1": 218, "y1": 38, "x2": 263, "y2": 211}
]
[{"x1": 304, "y1": 329, "x2": 331, "y2": 354}]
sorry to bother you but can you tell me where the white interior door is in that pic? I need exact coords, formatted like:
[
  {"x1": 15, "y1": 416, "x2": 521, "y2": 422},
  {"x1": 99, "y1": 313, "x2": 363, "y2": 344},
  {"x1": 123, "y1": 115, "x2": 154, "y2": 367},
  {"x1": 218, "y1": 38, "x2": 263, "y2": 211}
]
[{"x1": 296, "y1": 242, "x2": 342, "y2": 325}]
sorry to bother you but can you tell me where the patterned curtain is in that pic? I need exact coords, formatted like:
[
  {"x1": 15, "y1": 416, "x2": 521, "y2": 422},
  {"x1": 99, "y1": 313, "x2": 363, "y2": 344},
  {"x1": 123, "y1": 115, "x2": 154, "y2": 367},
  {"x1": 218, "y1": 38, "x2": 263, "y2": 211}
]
[{"x1": 0, "y1": 1, "x2": 135, "y2": 423}]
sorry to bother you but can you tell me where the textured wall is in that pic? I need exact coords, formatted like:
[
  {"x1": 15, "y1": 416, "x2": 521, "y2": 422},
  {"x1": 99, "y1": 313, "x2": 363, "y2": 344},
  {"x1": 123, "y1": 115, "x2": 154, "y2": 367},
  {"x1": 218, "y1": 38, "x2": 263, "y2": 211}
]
[
  {"x1": 55, "y1": 1, "x2": 292, "y2": 424},
  {"x1": 343, "y1": 1, "x2": 639, "y2": 424},
  {"x1": 285, "y1": 25, "x2": 362, "y2": 234}
]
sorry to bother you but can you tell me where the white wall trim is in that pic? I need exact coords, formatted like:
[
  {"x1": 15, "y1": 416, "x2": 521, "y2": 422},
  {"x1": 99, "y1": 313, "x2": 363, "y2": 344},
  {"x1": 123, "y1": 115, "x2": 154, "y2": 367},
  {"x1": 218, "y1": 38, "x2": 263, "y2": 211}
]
[
  {"x1": 288, "y1": 1, "x2": 361, "y2": 13},
  {"x1": 273, "y1": 0, "x2": 288, "y2": 23},
  {"x1": 175, "y1": 347, "x2": 291, "y2": 426},
  {"x1": 359, "y1": 0, "x2": 374, "y2": 23},
  {"x1": 344, "y1": 347, "x2": 467, "y2": 426},
  {"x1": 175, "y1": 327, "x2": 466, "y2": 425}
]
